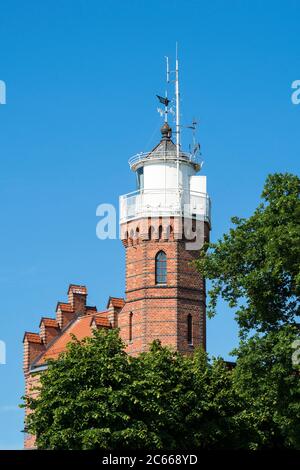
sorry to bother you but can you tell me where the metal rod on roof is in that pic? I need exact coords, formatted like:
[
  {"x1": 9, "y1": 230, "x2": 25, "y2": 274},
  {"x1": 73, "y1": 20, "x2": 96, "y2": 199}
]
[{"x1": 175, "y1": 42, "x2": 180, "y2": 188}]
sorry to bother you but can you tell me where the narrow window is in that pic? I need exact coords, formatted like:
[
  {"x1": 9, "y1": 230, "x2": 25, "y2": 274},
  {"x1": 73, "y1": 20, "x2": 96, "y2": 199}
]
[
  {"x1": 129, "y1": 312, "x2": 133, "y2": 342},
  {"x1": 136, "y1": 167, "x2": 144, "y2": 190},
  {"x1": 148, "y1": 226, "x2": 154, "y2": 240},
  {"x1": 155, "y1": 251, "x2": 167, "y2": 284},
  {"x1": 158, "y1": 225, "x2": 163, "y2": 240},
  {"x1": 166, "y1": 225, "x2": 173, "y2": 240},
  {"x1": 187, "y1": 314, "x2": 193, "y2": 345}
]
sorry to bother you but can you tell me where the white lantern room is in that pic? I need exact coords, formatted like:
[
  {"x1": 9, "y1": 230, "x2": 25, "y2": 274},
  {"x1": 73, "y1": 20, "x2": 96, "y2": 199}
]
[{"x1": 119, "y1": 122, "x2": 211, "y2": 226}]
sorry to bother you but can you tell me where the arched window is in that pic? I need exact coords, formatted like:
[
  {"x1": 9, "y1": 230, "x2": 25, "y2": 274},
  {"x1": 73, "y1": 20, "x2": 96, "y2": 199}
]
[
  {"x1": 129, "y1": 312, "x2": 133, "y2": 342},
  {"x1": 187, "y1": 314, "x2": 193, "y2": 345},
  {"x1": 155, "y1": 251, "x2": 167, "y2": 284}
]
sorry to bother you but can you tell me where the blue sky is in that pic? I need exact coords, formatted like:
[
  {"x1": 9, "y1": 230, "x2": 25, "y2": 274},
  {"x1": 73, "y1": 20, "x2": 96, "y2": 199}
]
[{"x1": 0, "y1": 0, "x2": 299, "y2": 449}]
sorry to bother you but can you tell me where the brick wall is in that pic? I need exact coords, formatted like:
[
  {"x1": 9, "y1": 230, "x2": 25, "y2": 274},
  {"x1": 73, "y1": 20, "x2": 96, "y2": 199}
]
[
  {"x1": 23, "y1": 217, "x2": 210, "y2": 448},
  {"x1": 24, "y1": 371, "x2": 41, "y2": 449},
  {"x1": 119, "y1": 216, "x2": 209, "y2": 355}
]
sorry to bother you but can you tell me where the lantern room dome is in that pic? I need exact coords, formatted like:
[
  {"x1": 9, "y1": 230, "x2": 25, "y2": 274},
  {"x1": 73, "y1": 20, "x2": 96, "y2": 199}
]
[{"x1": 128, "y1": 124, "x2": 201, "y2": 172}]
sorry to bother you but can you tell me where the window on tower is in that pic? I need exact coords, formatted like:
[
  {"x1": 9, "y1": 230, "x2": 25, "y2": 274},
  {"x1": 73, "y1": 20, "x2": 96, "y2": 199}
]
[
  {"x1": 129, "y1": 312, "x2": 133, "y2": 342},
  {"x1": 136, "y1": 167, "x2": 144, "y2": 190},
  {"x1": 187, "y1": 314, "x2": 193, "y2": 345},
  {"x1": 155, "y1": 251, "x2": 167, "y2": 284}
]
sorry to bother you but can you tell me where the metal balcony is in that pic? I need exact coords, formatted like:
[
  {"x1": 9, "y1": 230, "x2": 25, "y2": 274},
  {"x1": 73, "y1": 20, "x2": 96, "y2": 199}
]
[
  {"x1": 128, "y1": 150, "x2": 202, "y2": 172},
  {"x1": 119, "y1": 188, "x2": 211, "y2": 225}
]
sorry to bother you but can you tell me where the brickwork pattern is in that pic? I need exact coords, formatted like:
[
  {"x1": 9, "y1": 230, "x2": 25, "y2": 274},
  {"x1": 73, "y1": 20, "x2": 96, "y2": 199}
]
[{"x1": 119, "y1": 216, "x2": 209, "y2": 355}]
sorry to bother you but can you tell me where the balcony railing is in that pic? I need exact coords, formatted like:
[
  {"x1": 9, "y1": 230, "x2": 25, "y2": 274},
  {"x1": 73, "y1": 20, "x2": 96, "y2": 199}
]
[
  {"x1": 128, "y1": 150, "x2": 202, "y2": 171},
  {"x1": 119, "y1": 188, "x2": 211, "y2": 225}
]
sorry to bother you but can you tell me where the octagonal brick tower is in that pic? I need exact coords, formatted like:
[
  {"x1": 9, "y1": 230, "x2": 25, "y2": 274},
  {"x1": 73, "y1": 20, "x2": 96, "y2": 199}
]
[{"x1": 118, "y1": 122, "x2": 211, "y2": 355}]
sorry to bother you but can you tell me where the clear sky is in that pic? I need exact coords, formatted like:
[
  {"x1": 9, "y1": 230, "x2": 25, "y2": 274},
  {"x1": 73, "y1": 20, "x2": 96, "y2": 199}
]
[{"x1": 0, "y1": 0, "x2": 299, "y2": 449}]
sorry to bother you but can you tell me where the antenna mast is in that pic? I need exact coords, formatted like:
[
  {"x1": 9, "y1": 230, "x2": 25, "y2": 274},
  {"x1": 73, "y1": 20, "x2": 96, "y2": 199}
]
[
  {"x1": 175, "y1": 43, "x2": 180, "y2": 187},
  {"x1": 165, "y1": 56, "x2": 170, "y2": 123},
  {"x1": 175, "y1": 43, "x2": 180, "y2": 158},
  {"x1": 157, "y1": 46, "x2": 181, "y2": 188}
]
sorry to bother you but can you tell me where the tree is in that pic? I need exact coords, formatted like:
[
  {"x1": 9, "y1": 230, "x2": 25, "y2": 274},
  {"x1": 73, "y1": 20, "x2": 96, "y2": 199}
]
[
  {"x1": 23, "y1": 330, "x2": 254, "y2": 450},
  {"x1": 232, "y1": 325, "x2": 300, "y2": 449},
  {"x1": 24, "y1": 329, "x2": 133, "y2": 449},
  {"x1": 128, "y1": 343, "x2": 254, "y2": 449},
  {"x1": 195, "y1": 172, "x2": 300, "y2": 448},
  {"x1": 23, "y1": 173, "x2": 300, "y2": 450},
  {"x1": 195, "y1": 173, "x2": 300, "y2": 336}
]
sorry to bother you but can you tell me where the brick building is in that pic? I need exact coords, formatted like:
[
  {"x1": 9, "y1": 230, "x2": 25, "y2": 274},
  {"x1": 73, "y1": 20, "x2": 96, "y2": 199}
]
[{"x1": 23, "y1": 68, "x2": 211, "y2": 447}]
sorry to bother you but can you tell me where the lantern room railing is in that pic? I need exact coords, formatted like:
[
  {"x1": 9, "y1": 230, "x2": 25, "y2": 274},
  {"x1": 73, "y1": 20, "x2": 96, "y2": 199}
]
[
  {"x1": 128, "y1": 150, "x2": 202, "y2": 172},
  {"x1": 119, "y1": 188, "x2": 211, "y2": 225}
]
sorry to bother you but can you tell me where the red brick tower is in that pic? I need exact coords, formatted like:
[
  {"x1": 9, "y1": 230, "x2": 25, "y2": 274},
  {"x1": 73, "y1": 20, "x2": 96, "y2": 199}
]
[{"x1": 118, "y1": 118, "x2": 211, "y2": 354}]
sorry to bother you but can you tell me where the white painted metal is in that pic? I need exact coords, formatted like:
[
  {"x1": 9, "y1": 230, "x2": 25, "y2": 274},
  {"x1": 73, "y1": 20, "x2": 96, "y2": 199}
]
[
  {"x1": 190, "y1": 175, "x2": 207, "y2": 193},
  {"x1": 128, "y1": 150, "x2": 201, "y2": 172},
  {"x1": 175, "y1": 43, "x2": 180, "y2": 187},
  {"x1": 119, "y1": 49, "x2": 211, "y2": 228},
  {"x1": 121, "y1": 132, "x2": 210, "y2": 225},
  {"x1": 119, "y1": 188, "x2": 211, "y2": 224}
]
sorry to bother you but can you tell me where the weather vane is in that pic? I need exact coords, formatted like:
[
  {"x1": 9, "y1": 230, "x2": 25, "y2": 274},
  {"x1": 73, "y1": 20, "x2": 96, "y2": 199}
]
[
  {"x1": 156, "y1": 46, "x2": 180, "y2": 162},
  {"x1": 155, "y1": 45, "x2": 201, "y2": 167},
  {"x1": 187, "y1": 119, "x2": 201, "y2": 157},
  {"x1": 156, "y1": 56, "x2": 172, "y2": 123}
]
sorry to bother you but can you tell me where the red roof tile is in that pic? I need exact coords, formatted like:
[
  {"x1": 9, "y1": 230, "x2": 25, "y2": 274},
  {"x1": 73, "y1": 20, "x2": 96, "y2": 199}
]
[
  {"x1": 107, "y1": 297, "x2": 125, "y2": 309},
  {"x1": 40, "y1": 318, "x2": 59, "y2": 328},
  {"x1": 24, "y1": 332, "x2": 42, "y2": 344},
  {"x1": 35, "y1": 313, "x2": 110, "y2": 365},
  {"x1": 56, "y1": 302, "x2": 74, "y2": 312},
  {"x1": 92, "y1": 317, "x2": 111, "y2": 328}
]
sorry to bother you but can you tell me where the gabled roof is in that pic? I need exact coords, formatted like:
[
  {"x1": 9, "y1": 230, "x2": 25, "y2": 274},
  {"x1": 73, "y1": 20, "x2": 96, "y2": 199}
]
[
  {"x1": 23, "y1": 332, "x2": 43, "y2": 344},
  {"x1": 39, "y1": 317, "x2": 59, "y2": 328},
  {"x1": 91, "y1": 316, "x2": 111, "y2": 328},
  {"x1": 56, "y1": 302, "x2": 74, "y2": 312},
  {"x1": 33, "y1": 312, "x2": 110, "y2": 367},
  {"x1": 92, "y1": 317, "x2": 111, "y2": 328},
  {"x1": 107, "y1": 296, "x2": 125, "y2": 309}
]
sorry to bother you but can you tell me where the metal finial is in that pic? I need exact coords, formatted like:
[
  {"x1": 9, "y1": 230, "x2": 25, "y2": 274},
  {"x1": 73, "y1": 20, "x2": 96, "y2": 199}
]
[{"x1": 161, "y1": 122, "x2": 172, "y2": 141}]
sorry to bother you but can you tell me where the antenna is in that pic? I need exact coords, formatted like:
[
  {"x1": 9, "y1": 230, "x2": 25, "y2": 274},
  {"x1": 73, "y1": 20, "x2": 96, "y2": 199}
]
[
  {"x1": 156, "y1": 56, "x2": 171, "y2": 123},
  {"x1": 165, "y1": 56, "x2": 170, "y2": 83},
  {"x1": 175, "y1": 43, "x2": 180, "y2": 187},
  {"x1": 175, "y1": 42, "x2": 180, "y2": 160},
  {"x1": 187, "y1": 119, "x2": 201, "y2": 158}
]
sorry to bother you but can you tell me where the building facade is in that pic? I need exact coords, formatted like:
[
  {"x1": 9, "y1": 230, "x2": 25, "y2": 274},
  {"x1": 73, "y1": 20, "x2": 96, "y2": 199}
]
[
  {"x1": 23, "y1": 75, "x2": 211, "y2": 448},
  {"x1": 118, "y1": 122, "x2": 210, "y2": 354}
]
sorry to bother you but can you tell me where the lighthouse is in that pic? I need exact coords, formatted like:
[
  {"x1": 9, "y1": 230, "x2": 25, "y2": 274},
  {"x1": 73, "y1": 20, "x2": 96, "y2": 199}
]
[
  {"x1": 118, "y1": 53, "x2": 211, "y2": 354},
  {"x1": 22, "y1": 52, "x2": 211, "y2": 449}
]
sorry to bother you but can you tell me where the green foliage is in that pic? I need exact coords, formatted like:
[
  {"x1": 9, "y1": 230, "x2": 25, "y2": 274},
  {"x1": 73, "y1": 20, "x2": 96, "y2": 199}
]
[
  {"x1": 23, "y1": 326, "x2": 300, "y2": 449},
  {"x1": 195, "y1": 173, "x2": 300, "y2": 335},
  {"x1": 22, "y1": 173, "x2": 300, "y2": 450},
  {"x1": 194, "y1": 172, "x2": 300, "y2": 449},
  {"x1": 23, "y1": 330, "x2": 253, "y2": 449},
  {"x1": 24, "y1": 329, "x2": 133, "y2": 449},
  {"x1": 233, "y1": 325, "x2": 300, "y2": 449},
  {"x1": 128, "y1": 343, "x2": 251, "y2": 449}
]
